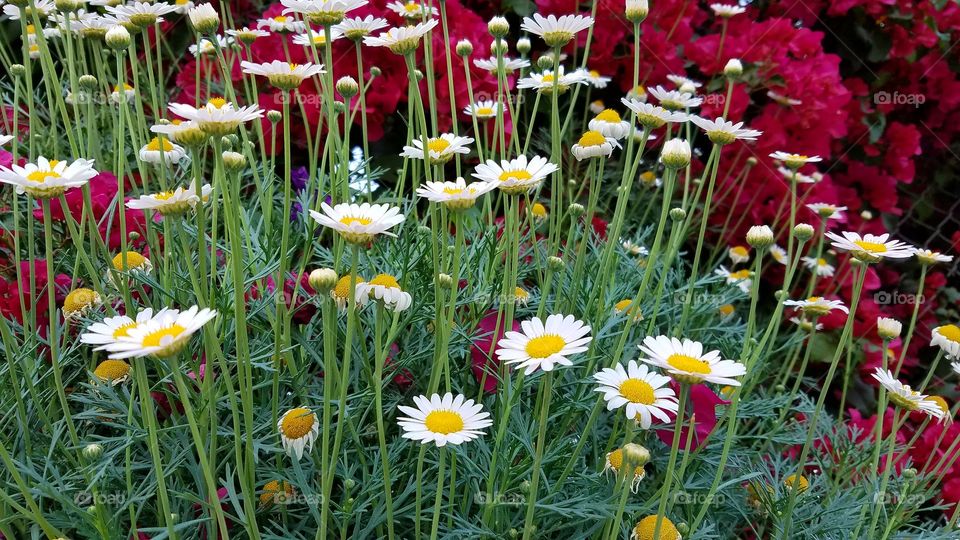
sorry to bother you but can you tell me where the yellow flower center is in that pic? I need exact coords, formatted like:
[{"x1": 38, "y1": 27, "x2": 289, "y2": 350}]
[
  {"x1": 633, "y1": 515, "x2": 679, "y2": 540},
  {"x1": 532, "y1": 203, "x2": 547, "y2": 217},
  {"x1": 93, "y1": 359, "x2": 130, "y2": 381},
  {"x1": 731, "y1": 246, "x2": 748, "y2": 257},
  {"x1": 929, "y1": 395, "x2": 950, "y2": 415},
  {"x1": 607, "y1": 448, "x2": 644, "y2": 477},
  {"x1": 807, "y1": 296, "x2": 822, "y2": 302},
  {"x1": 817, "y1": 258, "x2": 828, "y2": 266},
  {"x1": 114, "y1": 83, "x2": 133, "y2": 92},
  {"x1": 339, "y1": 216, "x2": 372, "y2": 226},
  {"x1": 369, "y1": 273, "x2": 401, "y2": 289},
  {"x1": 403, "y1": 1, "x2": 421, "y2": 12},
  {"x1": 427, "y1": 138, "x2": 451, "y2": 153},
  {"x1": 142, "y1": 325, "x2": 186, "y2": 348},
  {"x1": 112, "y1": 251, "x2": 147, "y2": 270},
  {"x1": 26, "y1": 170, "x2": 61, "y2": 183},
  {"x1": 499, "y1": 170, "x2": 532, "y2": 182},
  {"x1": 730, "y1": 269, "x2": 751, "y2": 280},
  {"x1": 619, "y1": 378, "x2": 655, "y2": 404},
  {"x1": 525, "y1": 334, "x2": 566, "y2": 358},
  {"x1": 577, "y1": 130, "x2": 607, "y2": 147},
  {"x1": 280, "y1": 407, "x2": 316, "y2": 439},
  {"x1": 333, "y1": 275, "x2": 362, "y2": 299},
  {"x1": 853, "y1": 240, "x2": 887, "y2": 253},
  {"x1": 514, "y1": 286, "x2": 529, "y2": 299},
  {"x1": 207, "y1": 97, "x2": 228, "y2": 109},
  {"x1": 424, "y1": 410, "x2": 464, "y2": 434},
  {"x1": 112, "y1": 322, "x2": 138, "y2": 339},
  {"x1": 615, "y1": 299, "x2": 633, "y2": 312},
  {"x1": 666, "y1": 353, "x2": 711, "y2": 374},
  {"x1": 476, "y1": 106, "x2": 494, "y2": 116},
  {"x1": 783, "y1": 474, "x2": 809, "y2": 493},
  {"x1": 719, "y1": 304, "x2": 735, "y2": 316},
  {"x1": 259, "y1": 480, "x2": 294, "y2": 506},
  {"x1": 145, "y1": 137, "x2": 174, "y2": 152},
  {"x1": 938, "y1": 324, "x2": 960, "y2": 344},
  {"x1": 273, "y1": 15, "x2": 288, "y2": 22},
  {"x1": 541, "y1": 74, "x2": 555, "y2": 83},
  {"x1": 442, "y1": 187, "x2": 464, "y2": 195},
  {"x1": 64, "y1": 288, "x2": 98, "y2": 313},
  {"x1": 595, "y1": 109, "x2": 622, "y2": 123},
  {"x1": 640, "y1": 171, "x2": 657, "y2": 185},
  {"x1": 589, "y1": 69, "x2": 600, "y2": 77}
]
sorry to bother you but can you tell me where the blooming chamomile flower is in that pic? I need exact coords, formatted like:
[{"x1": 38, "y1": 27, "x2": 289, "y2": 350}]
[
  {"x1": 92, "y1": 359, "x2": 132, "y2": 385},
  {"x1": 80, "y1": 308, "x2": 161, "y2": 348},
  {"x1": 309, "y1": 202, "x2": 405, "y2": 244},
  {"x1": 520, "y1": 13, "x2": 593, "y2": 47},
  {"x1": 291, "y1": 29, "x2": 344, "y2": 47},
  {"x1": 331, "y1": 274, "x2": 368, "y2": 309},
  {"x1": 802, "y1": 256, "x2": 835, "y2": 277},
  {"x1": 931, "y1": 324, "x2": 960, "y2": 359},
  {"x1": 872, "y1": 368, "x2": 945, "y2": 420},
  {"x1": 690, "y1": 115, "x2": 762, "y2": 144},
  {"x1": 280, "y1": 0, "x2": 367, "y2": 25},
  {"x1": 416, "y1": 176, "x2": 496, "y2": 210},
  {"x1": 806, "y1": 202, "x2": 846, "y2": 220},
  {"x1": 139, "y1": 137, "x2": 187, "y2": 165},
  {"x1": 715, "y1": 265, "x2": 752, "y2": 294},
  {"x1": 278, "y1": 407, "x2": 319, "y2": 460},
  {"x1": 463, "y1": 100, "x2": 502, "y2": 120},
  {"x1": 648, "y1": 85, "x2": 702, "y2": 110},
  {"x1": 770, "y1": 151, "x2": 821, "y2": 169},
  {"x1": 728, "y1": 245, "x2": 750, "y2": 264},
  {"x1": 169, "y1": 98, "x2": 263, "y2": 137},
  {"x1": 473, "y1": 56, "x2": 531, "y2": 73},
  {"x1": 621, "y1": 239, "x2": 649, "y2": 256},
  {"x1": 109, "y1": 83, "x2": 136, "y2": 104},
  {"x1": 612, "y1": 299, "x2": 643, "y2": 321},
  {"x1": 397, "y1": 392, "x2": 492, "y2": 447},
  {"x1": 825, "y1": 231, "x2": 915, "y2": 262},
  {"x1": 386, "y1": 0, "x2": 438, "y2": 19},
  {"x1": 588, "y1": 109, "x2": 631, "y2": 139},
  {"x1": 257, "y1": 14, "x2": 306, "y2": 33},
  {"x1": 333, "y1": 15, "x2": 388, "y2": 40},
  {"x1": 363, "y1": 19, "x2": 437, "y2": 54},
  {"x1": 571, "y1": 130, "x2": 620, "y2": 161},
  {"x1": 472, "y1": 154, "x2": 558, "y2": 195},
  {"x1": 3, "y1": 0, "x2": 56, "y2": 20},
  {"x1": 639, "y1": 335, "x2": 746, "y2": 386},
  {"x1": 496, "y1": 314, "x2": 592, "y2": 374},
  {"x1": 151, "y1": 120, "x2": 208, "y2": 148},
  {"x1": 105, "y1": 1, "x2": 178, "y2": 27},
  {"x1": 631, "y1": 515, "x2": 681, "y2": 540},
  {"x1": 710, "y1": 3, "x2": 746, "y2": 17},
  {"x1": 63, "y1": 288, "x2": 102, "y2": 321},
  {"x1": 517, "y1": 67, "x2": 586, "y2": 94},
  {"x1": 102, "y1": 306, "x2": 217, "y2": 359},
  {"x1": 777, "y1": 166, "x2": 820, "y2": 184},
  {"x1": 127, "y1": 184, "x2": 212, "y2": 216},
  {"x1": 593, "y1": 360, "x2": 677, "y2": 428},
  {"x1": 0, "y1": 157, "x2": 98, "y2": 199},
  {"x1": 189, "y1": 35, "x2": 232, "y2": 58},
  {"x1": 225, "y1": 27, "x2": 270, "y2": 44},
  {"x1": 667, "y1": 74, "x2": 702, "y2": 89},
  {"x1": 400, "y1": 133, "x2": 473, "y2": 163},
  {"x1": 915, "y1": 249, "x2": 954, "y2": 265},
  {"x1": 621, "y1": 98, "x2": 689, "y2": 130},
  {"x1": 356, "y1": 273, "x2": 412, "y2": 311},
  {"x1": 241, "y1": 60, "x2": 325, "y2": 90},
  {"x1": 583, "y1": 69, "x2": 612, "y2": 88},
  {"x1": 783, "y1": 296, "x2": 848, "y2": 316}
]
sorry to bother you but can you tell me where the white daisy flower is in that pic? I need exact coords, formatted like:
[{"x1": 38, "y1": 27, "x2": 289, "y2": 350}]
[
  {"x1": 520, "y1": 13, "x2": 593, "y2": 47},
  {"x1": 825, "y1": 231, "x2": 915, "y2": 262},
  {"x1": 150, "y1": 120, "x2": 208, "y2": 147},
  {"x1": 308, "y1": 202, "x2": 405, "y2": 244},
  {"x1": 105, "y1": 1, "x2": 178, "y2": 26},
  {"x1": 126, "y1": 184, "x2": 212, "y2": 215},
  {"x1": 333, "y1": 15, "x2": 388, "y2": 40},
  {"x1": 728, "y1": 245, "x2": 750, "y2": 264},
  {"x1": 789, "y1": 317, "x2": 823, "y2": 333},
  {"x1": 915, "y1": 249, "x2": 953, "y2": 265},
  {"x1": 877, "y1": 317, "x2": 903, "y2": 340},
  {"x1": 871, "y1": 368, "x2": 945, "y2": 420},
  {"x1": 715, "y1": 266, "x2": 752, "y2": 294},
  {"x1": 621, "y1": 239, "x2": 649, "y2": 256},
  {"x1": 589, "y1": 100, "x2": 606, "y2": 114},
  {"x1": 3, "y1": 0, "x2": 55, "y2": 20},
  {"x1": 397, "y1": 393, "x2": 492, "y2": 447},
  {"x1": 806, "y1": 203, "x2": 846, "y2": 220},
  {"x1": 638, "y1": 335, "x2": 746, "y2": 385},
  {"x1": 280, "y1": 0, "x2": 367, "y2": 25},
  {"x1": 473, "y1": 56, "x2": 531, "y2": 72},
  {"x1": 101, "y1": 306, "x2": 217, "y2": 359},
  {"x1": 770, "y1": 151, "x2": 822, "y2": 169},
  {"x1": 74, "y1": 14, "x2": 114, "y2": 39},
  {"x1": 769, "y1": 244, "x2": 788, "y2": 265},
  {"x1": 690, "y1": 115, "x2": 762, "y2": 144},
  {"x1": 583, "y1": 69, "x2": 612, "y2": 88},
  {"x1": 463, "y1": 100, "x2": 502, "y2": 119},
  {"x1": 416, "y1": 176, "x2": 496, "y2": 210},
  {"x1": 81, "y1": 308, "x2": 163, "y2": 347},
  {"x1": 139, "y1": 137, "x2": 187, "y2": 165},
  {"x1": 587, "y1": 109, "x2": 632, "y2": 140},
  {"x1": 356, "y1": 273, "x2": 412, "y2": 312},
  {"x1": 225, "y1": 27, "x2": 270, "y2": 44},
  {"x1": 168, "y1": 98, "x2": 263, "y2": 136},
  {"x1": 571, "y1": 130, "x2": 620, "y2": 161},
  {"x1": 257, "y1": 15, "x2": 307, "y2": 33},
  {"x1": 783, "y1": 296, "x2": 848, "y2": 316},
  {"x1": 516, "y1": 66, "x2": 587, "y2": 93},
  {"x1": 110, "y1": 83, "x2": 136, "y2": 104},
  {"x1": 363, "y1": 19, "x2": 437, "y2": 54},
  {"x1": 386, "y1": 0, "x2": 438, "y2": 19},
  {"x1": 331, "y1": 274, "x2": 368, "y2": 310},
  {"x1": 778, "y1": 166, "x2": 820, "y2": 184},
  {"x1": 241, "y1": 60, "x2": 325, "y2": 90},
  {"x1": 710, "y1": 3, "x2": 746, "y2": 17},
  {"x1": 931, "y1": 325, "x2": 960, "y2": 359},
  {"x1": 0, "y1": 156, "x2": 98, "y2": 199},
  {"x1": 620, "y1": 98, "x2": 689, "y2": 129},
  {"x1": 400, "y1": 133, "x2": 473, "y2": 163},
  {"x1": 472, "y1": 154, "x2": 559, "y2": 195},
  {"x1": 767, "y1": 90, "x2": 802, "y2": 106},
  {"x1": 291, "y1": 28, "x2": 344, "y2": 47},
  {"x1": 648, "y1": 85, "x2": 702, "y2": 110},
  {"x1": 495, "y1": 314, "x2": 592, "y2": 375},
  {"x1": 278, "y1": 407, "x2": 319, "y2": 460},
  {"x1": 172, "y1": 0, "x2": 196, "y2": 14},
  {"x1": 666, "y1": 74, "x2": 702, "y2": 89},
  {"x1": 188, "y1": 35, "x2": 233, "y2": 58},
  {"x1": 802, "y1": 256, "x2": 835, "y2": 277},
  {"x1": 106, "y1": 251, "x2": 154, "y2": 286},
  {"x1": 593, "y1": 360, "x2": 678, "y2": 428}
]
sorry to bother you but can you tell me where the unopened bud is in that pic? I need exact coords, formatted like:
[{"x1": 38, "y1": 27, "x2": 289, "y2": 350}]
[
  {"x1": 547, "y1": 256, "x2": 565, "y2": 272},
  {"x1": 625, "y1": 0, "x2": 648, "y2": 23},
  {"x1": 660, "y1": 139, "x2": 691, "y2": 169},
  {"x1": 266, "y1": 110, "x2": 283, "y2": 123},
  {"x1": 104, "y1": 26, "x2": 131, "y2": 50},
  {"x1": 669, "y1": 208, "x2": 686, "y2": 221},
  {"x1": 79, "y1": 74, "x2": 98, "y2": 89},
  {"x1": 724, "y1": 58, "x2": 743, "y2": 78},
  {"x1": 309, "y1": 268, "x2": 338, "y2": 292},
  {"x1": 622, "y1": 443, "x2": 651, "y2": 467},
  {"x1": 336, "y1": 76, "x2": 359, "y2": 98},
  {"x1": 516, "y1": 37, "x2": 531, "y2": 55},
  {"x1": 876, "y1": 317, "x2": 902, "y2": 340},
  {"x1": 188, "y1": 3, "x2": 220, "y2": 35},
  {"x1": 370, "y1": 66, "x2": 382, "y2": 77},
  {"x1": 490, "y1": 39, "x2": 508, "y2": 56},
  {"x1": 568, "y1": 203, "x2": 585, "y2": 216},
  {"x1": 221, "y1": 151, "x2": 246, "y2": 173},
  {"x1": 437, "y1": 273, "x2": 453, "y2": 289},
  {"x1": 488, "y1": 16, "x2": 509, "y2": 38},
  {"x1": 455, "y1": 39, "x2": 473, "y2": 57},
  {"x1": 82, "y1": 443, "x2": 103, "y2": 459},
  {"x1": 11, "y1": 64, "x2": 26, "y2": 77},
  {"x1": 746, "y1": 225, "x2": 774, "y2": 248},
  {"x1": 793, "y1": 223, "x2": 814, "y2": 241},
  {"x1": 536, "y1": 55, "x2": 555, "y2": 71}
]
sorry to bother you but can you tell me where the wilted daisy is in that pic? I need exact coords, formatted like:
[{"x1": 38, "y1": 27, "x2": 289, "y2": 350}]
[
  {"x1": 520, "y1": 13, "x2": 593, "y2": 47},
  {"x1": 710, "y1": 3, "x2": 746, "y2": 17},
  {"x1": 0, "y1": 157, "x2": 98, "y2": 199},
  {"x1": 241, "y1": 60, "x2": 325, "y2": 90},
  {"x1": 648, "y1": 85, "x2": 702, "y2": 110},
  {"x1": 571, "y1": 130, "x2": 620, "y2": 161},
  {"x1": 915, "y1": 249, "x2": 954, "y2": 265},
  {"x1": 473, "y1": 154, "x2": 559, "y2": 195},
  {"x1": 690, "y1": 116, "x2": 762, "y2": 144},
  {"x1": 356, "y1": 273, "x2": 412, "y2": 311},
  {"x1": 278, "y1": 407, "x2": 319, "y2": 460},
  {"x1": 107, "y1": 251, "x2": 154, "y2": 281},
  {"x1": 257, "y1": 14, "x2": 306, "y2": 33},
  {"x1": 397, "y1": 393, "x2": 492, "y2": 447},
  {"x1": 139, "y1": 137, "x2": 187, "y2": 165},
  {"x1": 110, "y1": 84, "x2": 136, "y2": 104},
  {"x1": 583, "y1": 69, "x2": 612, "y2": 88},
  {"x1": 331, "y1": 274, "x2": 368, "y2": 309},
  {"x1": 639, "y1": 335, "x2": 746, "y2": 386},
  {"x1": 593, "y1": 361, "x2": 677, "y2": 428},
  {"x1": 514, "y1": 286, "x2": 530, "y2": 307},
  {"x1": 463, "y1": 100, "x2": 502, "y2": 120},
  {"x1": 715, "y1": 266, "x2": 752, "y2": 294},
  {"x1": 400, "y1": 133, "x2": 473, "y2": 163},
  {"x1": 291, "y1": 29, "x2": 344, "y2": 47},
  {"x1": 309, "y1": 202, "x2": 405, "y2": 244},
  {"x1": 363, "y1": 19, "x2": 437, "y2": 54},
  {"x1": 728, "y1": 245, "x2": 750, "y2": 264},
  {"x1": 101, "y1": 306, "x2": 217, "y2": 359},
  {"x1": 416, "y1": 176, "x2": 496, "y2": 210},
  {"x1": 931, "y1": 324, "x2": 960, "y2": 359},
  {"x1": 872, "y1": 368, "x2": 944, "y2": 420},
  {"x1": 127, "y1": 184, "x2": 211, "y2": 216},
  {"x1": 105, "y1": 1, "x2": 178, "y2": 27},
  {"x1": 806, "y1": 203, "x2": 846, "y2": 220},
  {"x1": 621, "y1": 239, "x2": 649, "y2": 256},
  {"x1": 496, "y1": 314, "x2": 592, "y2": 375},
  {"x1": 588, "y1": 109, "x2": 631, "y2": 139},
  {"x1": 169, "y1": 98, "x2": 263, "y2": 137},
  {"x1": 225, "y1": 27, "x2": 270, "y2": 44},
  {"x1": 63, "y1": 288, "x2": 102, "y2": 321},
  {"x1": 333, "y1": 15, "x2": 388, "y2": 40},
  {"x1": 783, "y1": 296, "x2": 849, "y2": 316},
  {"x1": 516, "y1": 67, "x2": 586, "y2": 93},
  {"x1": 473, "y1": 56, "x2": 531, "y2": 72},
  {"x1": 92, "y1": 359, "x2": 132, "y2": 385},
  {"x1": 770, "y1": 151, "x2": 821, "y2": 169},
  {"x1": 604, "y1": 445, "x2": 650, "y2": 493},
  {"x1": 386, "y1": 0, "x2": 438, "y2": 19},
  {"x1": 280, "y1": 0, "x2": 367, "y2": 25},
  {"x1": 802, "y1": 256, "x2": 835, "y2": 277},
  {"x1": 825, "y1": 231, "x2": 915, "y2": 262},
  {"x1": 188, "y1": 35, "x2": 232, "y2": 57}
]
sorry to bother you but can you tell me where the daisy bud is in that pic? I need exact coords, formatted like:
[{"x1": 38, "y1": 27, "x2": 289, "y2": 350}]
[
  {"x1": 417, "y1": 225, "x2": 432, "y2": 236},
  {"x1": 79, "y1": 74, "x2": 98, "y2": 90},
  {"x1": 105, "y1": 26, "x2": 131, "y2": 50},
  {"x1": 660, "y1": 138, "x2": 691, "y2": 169},
  {"x1": 82, "y1": 443, "x2": 103, "y2": 460},
  {"x1": 189, "y1": 3, "x2": 220, "y2": 35},
  {"x1": 267, "y1": 110, "x2": 283, "y2": 123},
  {"x1": 536, "y1": 54, "x2": 555, "y2": 70},
  {"x1": 490, "y1": 39, "x2": 508, "y2": 56},
  {"x1": 903, "y1": 468, "x2": 917, "y2": 479},
  {"x1": 436, "y1": 273, "x2": 453, "y2": 289},
  {"x1": 516, "y1": 37, "x2": 531, "y2": 54},
  {"x1": 568, "y1": 203, "x2": 585, "y2": 216},
  {"x1": 774, "y1": 290, "x2": 787, "y2": 301},
  {"x1": 333, "y1": 101, "x2": 346, "y2": 114},
  {"x1": 11, "y1": 64, "x2": 25, "y2": 78},
  {"x1": 724, "y1": 58, "x2": 743, "y2": 78},
  {"x1": 336, "y1": 76, "x2": 359, "y2": 99},
  {"x1": 344, "y1": 478, "x2": 356, "y2": 491},
  {"x1": 309, "y1": 268, "x2": 338, "y2": 292},
  {"x1": 746, "y1": 225, "x2": 774, "y2": 248},
  {"x1": 877, "y1": 317, "x2": 902, "y2": 340},
  {"x1": 220, "y1": 136, "x2": 233, "y2": 149},
  {"x1": 621, "y1": 443, "x2": 650, "y2": 467},
  {"x1": 547, "y1": 256, "x2": 565, "y2": 271},
  {"x1": 679, "y1": 82, "x2": 697, "y2": 94},
  {"x1": 861, "y1": 210, "x2": 873, "y2": 220},
  {"x1": 793, "y1": 223, "x2": 814, "y2": 241},
  {"x1": 456, "y1": 39, "x2": 474, "y2": 57},
  {"x1": 746, "y1": 156, "x2": 757, "y2": 166},
  {"x1": 625, "y1": 0, "x2": 649, "y2": 23},
  {"x1": 669, "y1": 208, "x2": 686, "y2": 221},
  {"x1": 413, "y1": 70, "x2": 424, "y2": 81},
  {"x1": 55, "y1": 0, "x2": 80, "y2": 11},
  {"x1": 676, "y1": 523, "x2": 690, "y2": 536},
  {"x1": 488, "y1": 16, "x2": 510, "y2": 38},
  {"x1": 370, "y1": 66, "x2": 382, "y2": 77},
  {"x1": 775, "y1": 383, "x2": 787, "y2": 392},
  {"x1": 221, "y1": 151, "x2": 246, "y2": 173}
]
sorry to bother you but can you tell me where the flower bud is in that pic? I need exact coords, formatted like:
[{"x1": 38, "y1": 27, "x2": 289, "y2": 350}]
[
  {"x1": 622, "y1": 443, "x2": 651, "y2": 467},
  {"x1": 679, "y1": 82, "x2": 697, "y2": 95},
  {"x1": 82, "y1": 443, "x2": 103, "y2": 459},
  {"x1": 455, "y1": 39, "x2": 473, "y2": 57},
  {"x1": 266, "y1": 110, "x2": 283, "y2": 123},
  {"x1": 860, "y1": 209, "x2": 873, "y2": 220},
  {"x1": 669, "y1": 207, "x2": 686, "y2": 221},
  {"x1": 309, "y1": 268, "x2": 338, "y2": 292},
  {"x1": 746, "y1": 225, "x2": 774, "y2": 248},
  {"x1": 903, "y1": 468, "x2": 917, "y2": 479},
  {"x1": 724, "y1": 58, "x2": 743, "y2": 78},
  {"x1": 877, "y1": 317, "x2": 902, "y2": 340},
  {"x1": 221, "y1": 151, "x2": 246, "y2": 173},
  {"x1": 746, "y1": 156, "x2": 757, "y2": 166},
  {"x1": 676, "y1": 523, "x2": 690, "y2": 536},
  {"x1": 11, "y1": 64, "x2": 26, "y2": 77},
  {"x1": 437, "y1": 273, "x2": 453, "y2": 289},
  {"x1": 625, "y1": 0, "x2": 648, "y2": 22},
  {"x1": 417, "y1": 225, "x2": 432, "y2": 236},
  {"x1": 547, "y1": 256, "x2": 565, "y2": 272},
  {"x1": 660, "y1": 138, "x2": 691, "y2": 169},
  {"x1": 516, "y1": 37, "x2": 531, "y2": 55},
  {"x1": 536, "y1": 54, "x2": 555, "y2": 71},
  {"x1": 56, "y1": 0, "x2": 80, "y2": 11},
  {"x1": 189, "y1": 3, "x2": 220, "y2": 35},
  {"x1": 369, "y1": 66, "x2": 382, "y2": 77},
  {"x1": 336, "y1": 76, "x2": 359, "y2": 98},
  {"x1": 793, "y1": 223, "x2": 814, "y2": 241},
  {"x1": 344, "y1": 478, "x2": 356, "y2": 491},
  {"x1": 568, "y1": 203, "x2": 585, "y2": 217},
  {"x1": 333, "y1": 100, "x2": 346, "y2": 114},
  {"x1": 220, "y1": 136, "x2": 233, "y2": 149},
  {"x1": 105, "y1": 25, "x2": 131, "y2": 50},
  {"x1": 488, "y1": 16, "x2": 509, "y2": 38},
  {"x1": 490, "y1": 39, "x2": 508, "y2": 56},
  {"x1": 79, "y1": 74, "x2": 98, "y2": 90}
]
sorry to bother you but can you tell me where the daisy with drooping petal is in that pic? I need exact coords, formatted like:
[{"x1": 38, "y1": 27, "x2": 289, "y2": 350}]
[
  {"x1": 711, "y1": 3, "x2": 746, "y2": 17},
  {"x1": 588, "y1": 109, "x2": 631, "y2": 139},
  {"x1": 690, "y1": 116, "x2": 762, "y2": 144},
  {"x1": 356, "y1": 273, "x2": 412, "y2": 312},
  {"x1": 105, "y1": 1, "x2": 178, "y2": 27},
  {"x1": 613, "y1": 299, "x2": 643, "y2": 321},
  {"x1": 472, "y1": 155, "x2": 559, "y2": 195},
  {"x1": 363, "y1": 19, "x2": 437, "y2": 54},
  {"x1": 278, "y1": 407, "x2": 319, "y2": 460},
  {"x1": 931, "y1": 325, "x2": 960, "y2": 359},
  {"x1": 571, "y1": 130, "x2": 621, "y2": 161},
  {"x1": 225, "y1": 27, "x2": 270, "y2": 44},
  {"x1": 915, "y1": 249, "x2": 954, "y2": 265},
  {"x1": 169, "y1": 98, "x2": 263, "y2": 137},
  {"x1": 257, "y1": 14, "x2": 307, "y2": 33},
  {"x1": 783, "y1": 296, "x2": 848, "y2": 316},
  {"x1": 309, "y1": 202, "x2": 405, "y2": 244},
  {"x1": 621, "y1": 239, "x2": 649, "y2": 256},
  {"x1": 333, "y1": 15, "x2": 388, "y2": 40},
  {"x1": 63, "y1": 288, "x2": 102, "y2": 321},
  {"x1": 280, "y1": 0, "x2": 367, "y2": 25},
  {"x1": 0, "y1": 157, "x2": 98, "y2": 199},
  {"x1": 806, "y1": 203, "x2": 846, "y2": 220},
  {"x1": 291, "y1": 29, "x2": 344, "y2": 47},
  {"x1": 648, "y1": 85, "x2": 702, "y2": 110},
  {"x1": 241, "y1": 60, "x2": 325, "y2": 90},
  {"x1": 463, "y1": 100, "x2": 502, "y2": 120},
  {"x1": 715, "y1": 266, "x2": 752, "y2": 294},
  {"x1": 802, "y1": 256, "x2": 835, "y2": 277},
  {"x1": 514, "y1": 286, "x2": 531, "y2": 307},
  {"x1": 127, "y1": 184, "x2": 211, "y2": 216},
  {"x1": 593, "y1": 360, "x2": 678, "y2": 428},
  {"x1": 386, "y1": 0, "x2": 438, "y2": 19},
  {"x1": 517, "y1": 67, "x2": 587, "y2": 94},
  {"x1": 728, "y1": 245, "x2": 749, "y2": 264},
  {"x1": 583, "y1": 69, "x2": 612, "y2": 88},
  {"x1": 639, "y1": 335, "x2": 746, "y2": 386},
  {"x1": 92, "y1": 359, "x2": 132, "y2": 385},
  {"x1": 107, "y1": 250, "x2": 154, "y2": 284},
  {"x1": 604, "y1": 447, "x2": 648, "y2": 493},
  {"x1": 400, "y1": 133, "x2": 473, "y2": 163},
  {"x1": 473, "y1": 56, "x2": 531, "y2": 73},
  {"x1": 872, "y1": 368, "x2": 945, "y2": 420},
  {"x1": 790, "y1": 316, "x2": 824, "y2": 333},
  {"x1": 416, "y1": 176, "x2": 496, "y2": 210},
  {"x1": 778, "y1": 166, "x2": 821, "y2": 184},
  {"x1": 825, "y1": 231, "x2": 915, "y2": 262},
  {"x1": 139, "y1": 137, "x2": 187, "y2": 165},
  {"x1": 496, "y1": 314, "x2": 592, "y2": 375},
  {"x1": 397, "y1": 393, "x2": 492, "y2": 447},
  {"x1": 520, "y1": 13, "x2": 593, "y2": 47},
  {"x1": 769, "y1": 244, "x2": 788, "y2": 265},
  {"x1": 331, "y1": 274, "x2": 368, "y2": 309},
  {"x1": 102, "y1": 306, "x2": 217, "y2": 359},
  {"x1": 81, "y1": 308, "x2": 161, "y2": 348},
  {"x1": 151, "y1": 120, "x2": 209, "y2": 148},
  {"x1": 770, "y1": 151, "x2": 822, "y2": 169},
  {"x1": 620, "y1": 98, "x2": 688, "y2": 129}
]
